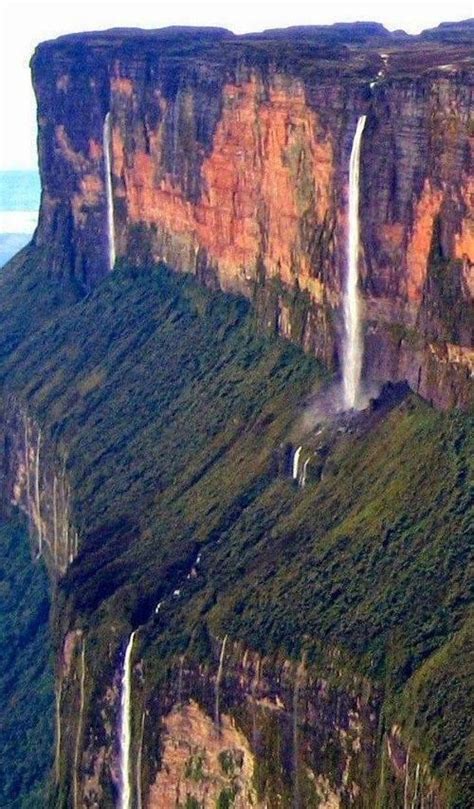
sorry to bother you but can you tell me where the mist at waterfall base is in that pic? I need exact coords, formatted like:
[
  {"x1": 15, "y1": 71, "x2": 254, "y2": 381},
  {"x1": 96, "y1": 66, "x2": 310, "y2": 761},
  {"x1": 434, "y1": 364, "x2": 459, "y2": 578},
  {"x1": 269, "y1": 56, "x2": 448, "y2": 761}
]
[
  {"x1": 297, "y1": 377, "x2": 382, "y2": 435},
  {"x1": 0, "y1": 171, "x2": 40, "y2": 267}
]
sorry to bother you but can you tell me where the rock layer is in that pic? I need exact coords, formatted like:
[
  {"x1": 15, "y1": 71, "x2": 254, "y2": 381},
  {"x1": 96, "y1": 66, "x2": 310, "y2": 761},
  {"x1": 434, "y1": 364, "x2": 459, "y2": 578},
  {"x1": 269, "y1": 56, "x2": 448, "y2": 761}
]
[{"x1": 31, "y1": 26, "x2": 474, "y2": 407}]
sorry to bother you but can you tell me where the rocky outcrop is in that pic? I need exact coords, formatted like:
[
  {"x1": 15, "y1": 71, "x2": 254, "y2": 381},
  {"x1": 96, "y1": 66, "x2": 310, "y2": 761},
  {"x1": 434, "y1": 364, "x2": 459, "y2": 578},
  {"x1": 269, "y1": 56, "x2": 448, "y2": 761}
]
[{"x1": 30, "y1": 25, "x2": 474, "y2": 408}]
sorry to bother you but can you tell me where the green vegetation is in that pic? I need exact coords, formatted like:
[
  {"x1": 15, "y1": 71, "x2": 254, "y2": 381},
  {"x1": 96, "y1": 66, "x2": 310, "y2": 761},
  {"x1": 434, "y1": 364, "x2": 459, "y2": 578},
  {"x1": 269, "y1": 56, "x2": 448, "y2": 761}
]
[
  {"x1": 185, "y1": 751, "x2": 206, "y2": 782},
  {"x1": 218, "y1": 749, "x2": 242, "y2": 777},
  {"x1": 184, "y1": 796, "x2": 201, "y2": 809},
  {"x1": 0, "y1": 516, "x2": 54, "y2": 809},
  {"x1": 0, "y1": 259, "x2": 321, "y2": 631},
  {"x1": 216, "y1": 786, "x2": 237, "y2": 808},
  {"x1": 0, "y1": 244, "x2": 81, "y2": 363},
  {"x1": 395, "y1": 617, "x2": 474, "y2": 809},
  {"x1": 0, "y1": 255, "x2": 471, "y2": 804}
]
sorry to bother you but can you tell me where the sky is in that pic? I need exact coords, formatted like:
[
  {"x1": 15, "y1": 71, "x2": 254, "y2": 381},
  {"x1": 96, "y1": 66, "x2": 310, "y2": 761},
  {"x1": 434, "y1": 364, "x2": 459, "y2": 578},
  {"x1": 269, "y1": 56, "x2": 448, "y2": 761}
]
[{"x1": 0, "y1": 0, "x2": 472, "y2": 170}]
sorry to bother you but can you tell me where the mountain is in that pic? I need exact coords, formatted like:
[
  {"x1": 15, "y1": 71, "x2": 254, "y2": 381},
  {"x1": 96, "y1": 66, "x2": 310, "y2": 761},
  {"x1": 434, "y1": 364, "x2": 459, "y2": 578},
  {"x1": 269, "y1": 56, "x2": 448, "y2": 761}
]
[
  {"x1": 0, "y1": 21, "x2": 472, "y2": 809},
  {"x1": 30, "y1": 21, "x2": 474, "y2": 408}
]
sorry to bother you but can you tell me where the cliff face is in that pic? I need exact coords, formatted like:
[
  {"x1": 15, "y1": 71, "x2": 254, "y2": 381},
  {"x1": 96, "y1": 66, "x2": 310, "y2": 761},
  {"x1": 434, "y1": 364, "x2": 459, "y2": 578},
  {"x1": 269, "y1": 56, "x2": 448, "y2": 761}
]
[
  {"x1": 31, "y1": 26, "x2": 474, "y2": 408},
  {"x1": 59, "y1": 631, "x2": 444, "y2": 809},
  {"x1": 0, "y1": 399, "x2": 77, "y2": 574}
]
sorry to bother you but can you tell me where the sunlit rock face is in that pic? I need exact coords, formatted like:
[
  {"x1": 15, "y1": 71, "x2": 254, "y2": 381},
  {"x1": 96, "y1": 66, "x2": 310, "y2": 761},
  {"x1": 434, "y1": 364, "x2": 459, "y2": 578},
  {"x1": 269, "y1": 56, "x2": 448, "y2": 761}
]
[
  {"x1": 148, "y1": 701, "x2": 261, "y2": 809},
  {"x1": 31, "y1": 26, "x2": 473, "y2": 407}
]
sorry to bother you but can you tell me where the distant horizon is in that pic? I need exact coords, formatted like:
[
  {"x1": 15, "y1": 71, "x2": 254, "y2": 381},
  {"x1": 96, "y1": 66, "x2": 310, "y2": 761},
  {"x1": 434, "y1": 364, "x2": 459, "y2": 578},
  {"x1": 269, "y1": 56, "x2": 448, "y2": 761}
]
[
  {"x1": 0, "y1": 168, "x2": 40, "y2": 266},
  {"x1": 1, "y1": 1, "x2": 473, "y2": 170}
]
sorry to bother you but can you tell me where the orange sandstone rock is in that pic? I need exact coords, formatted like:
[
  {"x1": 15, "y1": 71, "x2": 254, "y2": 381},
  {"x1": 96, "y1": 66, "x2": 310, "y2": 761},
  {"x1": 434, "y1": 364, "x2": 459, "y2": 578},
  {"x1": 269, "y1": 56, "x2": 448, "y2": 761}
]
[
  {"x1": 111, "y1": 75, "x2": 134, "y2": 97},
  {"x1": 113, "y1": 74, "x2": 334, "y2": 299},
  {"x1": 147, "y1": 700, "x2": 261, "y2": 809},
  {"x1": 406, "y1": 181, "x2": 443, "y2": 303},
  {"x1": 455, "y1": 177, "x2": 474, "y2": 298}
]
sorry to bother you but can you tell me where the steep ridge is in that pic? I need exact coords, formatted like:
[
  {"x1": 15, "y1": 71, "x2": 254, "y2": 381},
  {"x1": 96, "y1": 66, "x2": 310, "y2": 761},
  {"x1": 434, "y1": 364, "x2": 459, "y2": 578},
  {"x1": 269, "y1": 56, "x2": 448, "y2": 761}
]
[
  {"x1": 0, "y1": 257, "x2": 471, "y2": 806},
  {"x1": 30, "y1": 24, "x2": 474, "y2": 408}
]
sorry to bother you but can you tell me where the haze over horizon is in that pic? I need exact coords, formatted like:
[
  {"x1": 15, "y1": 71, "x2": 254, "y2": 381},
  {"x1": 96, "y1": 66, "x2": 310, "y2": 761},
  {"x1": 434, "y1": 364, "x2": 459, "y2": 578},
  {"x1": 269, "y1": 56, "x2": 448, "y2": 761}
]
[{"x1": 0, "y1": 0, "x2": 472, "y2": 170}]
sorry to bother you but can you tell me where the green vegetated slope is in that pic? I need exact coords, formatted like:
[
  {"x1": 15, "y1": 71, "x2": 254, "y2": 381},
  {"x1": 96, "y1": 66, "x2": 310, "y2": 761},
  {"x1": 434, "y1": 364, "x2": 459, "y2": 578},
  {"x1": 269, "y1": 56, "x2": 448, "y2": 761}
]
[
  {"x1": 141, "y1": 389, "x2": 473, "y2": 805},
  {"x1": 0, "y1": 254, "x2": 472, "y2": 805},
  {"x1": 0, "y1": 516, "x2": 54, "y2": 809}
]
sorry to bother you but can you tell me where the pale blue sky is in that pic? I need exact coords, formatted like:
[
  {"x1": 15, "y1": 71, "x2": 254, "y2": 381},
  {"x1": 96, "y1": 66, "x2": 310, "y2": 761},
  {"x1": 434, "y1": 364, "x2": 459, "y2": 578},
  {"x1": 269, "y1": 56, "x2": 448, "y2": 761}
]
[{"x1": 0, "y1": 0, "x2": 472, "y2": 169}]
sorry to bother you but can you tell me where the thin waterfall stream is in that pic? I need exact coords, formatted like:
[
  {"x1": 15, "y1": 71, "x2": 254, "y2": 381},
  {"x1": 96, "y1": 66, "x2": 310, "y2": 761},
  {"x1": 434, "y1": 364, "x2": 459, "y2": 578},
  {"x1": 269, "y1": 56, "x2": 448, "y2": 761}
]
[
  {"x1": 292, "y1": 446, "x2": 302, "y2": 481},
  {"x1": 73, "y1": 639, "x2": 86, "y2": 809},
  {"x1": 342, "y1": 115, "x2": 366, "y2": 410},
  {"x1": 119, "y1": 630, "x2": 136, "y2": 809},
  {"x1": 214, "y1": 635, "x2": 228, "y2": 727},
  {"x1": 103, "y1": 112, "x2": 116, "y2": 271}
]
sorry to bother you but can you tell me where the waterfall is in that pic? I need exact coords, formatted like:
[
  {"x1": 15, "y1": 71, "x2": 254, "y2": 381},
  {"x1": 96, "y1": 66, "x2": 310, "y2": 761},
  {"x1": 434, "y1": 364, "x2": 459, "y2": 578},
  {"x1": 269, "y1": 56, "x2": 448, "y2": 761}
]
[
  {"x1": 403, "y1": 747, "x2": 411, "y2": 809},
  {"x1": 342, "y1": 115, "x2": 366, "y2": 410},
  {"x1": 301, "y1": 457, "x2": 310, "y2": 488},
  {"x1": 34, "y1": 430, "x2": 42, "y2": 554},
  {"x1": 214, "y1": 634, "x2": 228, "y2": 726},
  {"x1": 73, "y1": 530, "x2": 79, "y2": 558},
  {"x1": 412, "y1": 763, "x2": 420, "y2": 809},
  {"x1": 53, "y1": 475, "x2": 58, "y2": 564},
  {"x1": 103, "y1": 112, "x2": 116, "y2": 271},
  {"x1": 292, "y1": 446, "x2": 302, "y2": 481},
  {"x1": 376, "y1": 739, "x2": 387, "y2": 809},
  {"x1": 119, "y1": 630, "x2": 136, "y2": 809},
  {"x1": 23, "y1": 417, "x2": 31, "y2": 531},
  {"x1": 251, "y1": 657, "x2": 261, "y2": 752},
  {"x1": 55, "y1": 683, "x2": 62, "y2": 783},
  {"x1": 73, "y1": 638, "x2": 86, "y2": 809},
  {"x1": 172, "y1": 92, "x2": 180, "y2": 175},
  {"x1": 136, "y1": 711, "x2": 145, "y2": 809}
]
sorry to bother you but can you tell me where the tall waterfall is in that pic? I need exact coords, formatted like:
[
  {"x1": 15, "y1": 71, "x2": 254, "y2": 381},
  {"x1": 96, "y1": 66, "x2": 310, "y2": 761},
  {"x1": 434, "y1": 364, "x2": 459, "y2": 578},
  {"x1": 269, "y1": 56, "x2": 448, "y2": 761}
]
[
  {"x1": 103, "y1": 112, "x2": 116, "y2": 271},
  {"x1": 119, "y1": 630, "x2": 136, "y2": 809},
  {"x1": 214, "y1": 634, "x2": 228, "y2": 726},
  {"x1": 342, "y1": 115, "x2": 366, "y2": 410}
]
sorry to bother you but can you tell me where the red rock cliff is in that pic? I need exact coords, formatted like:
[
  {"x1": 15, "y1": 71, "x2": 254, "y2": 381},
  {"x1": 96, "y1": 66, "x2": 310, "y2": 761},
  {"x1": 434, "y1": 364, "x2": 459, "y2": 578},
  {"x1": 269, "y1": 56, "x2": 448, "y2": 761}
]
[{"x1": 31, "y1": 25, "x2": 474, "y2": 408}]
